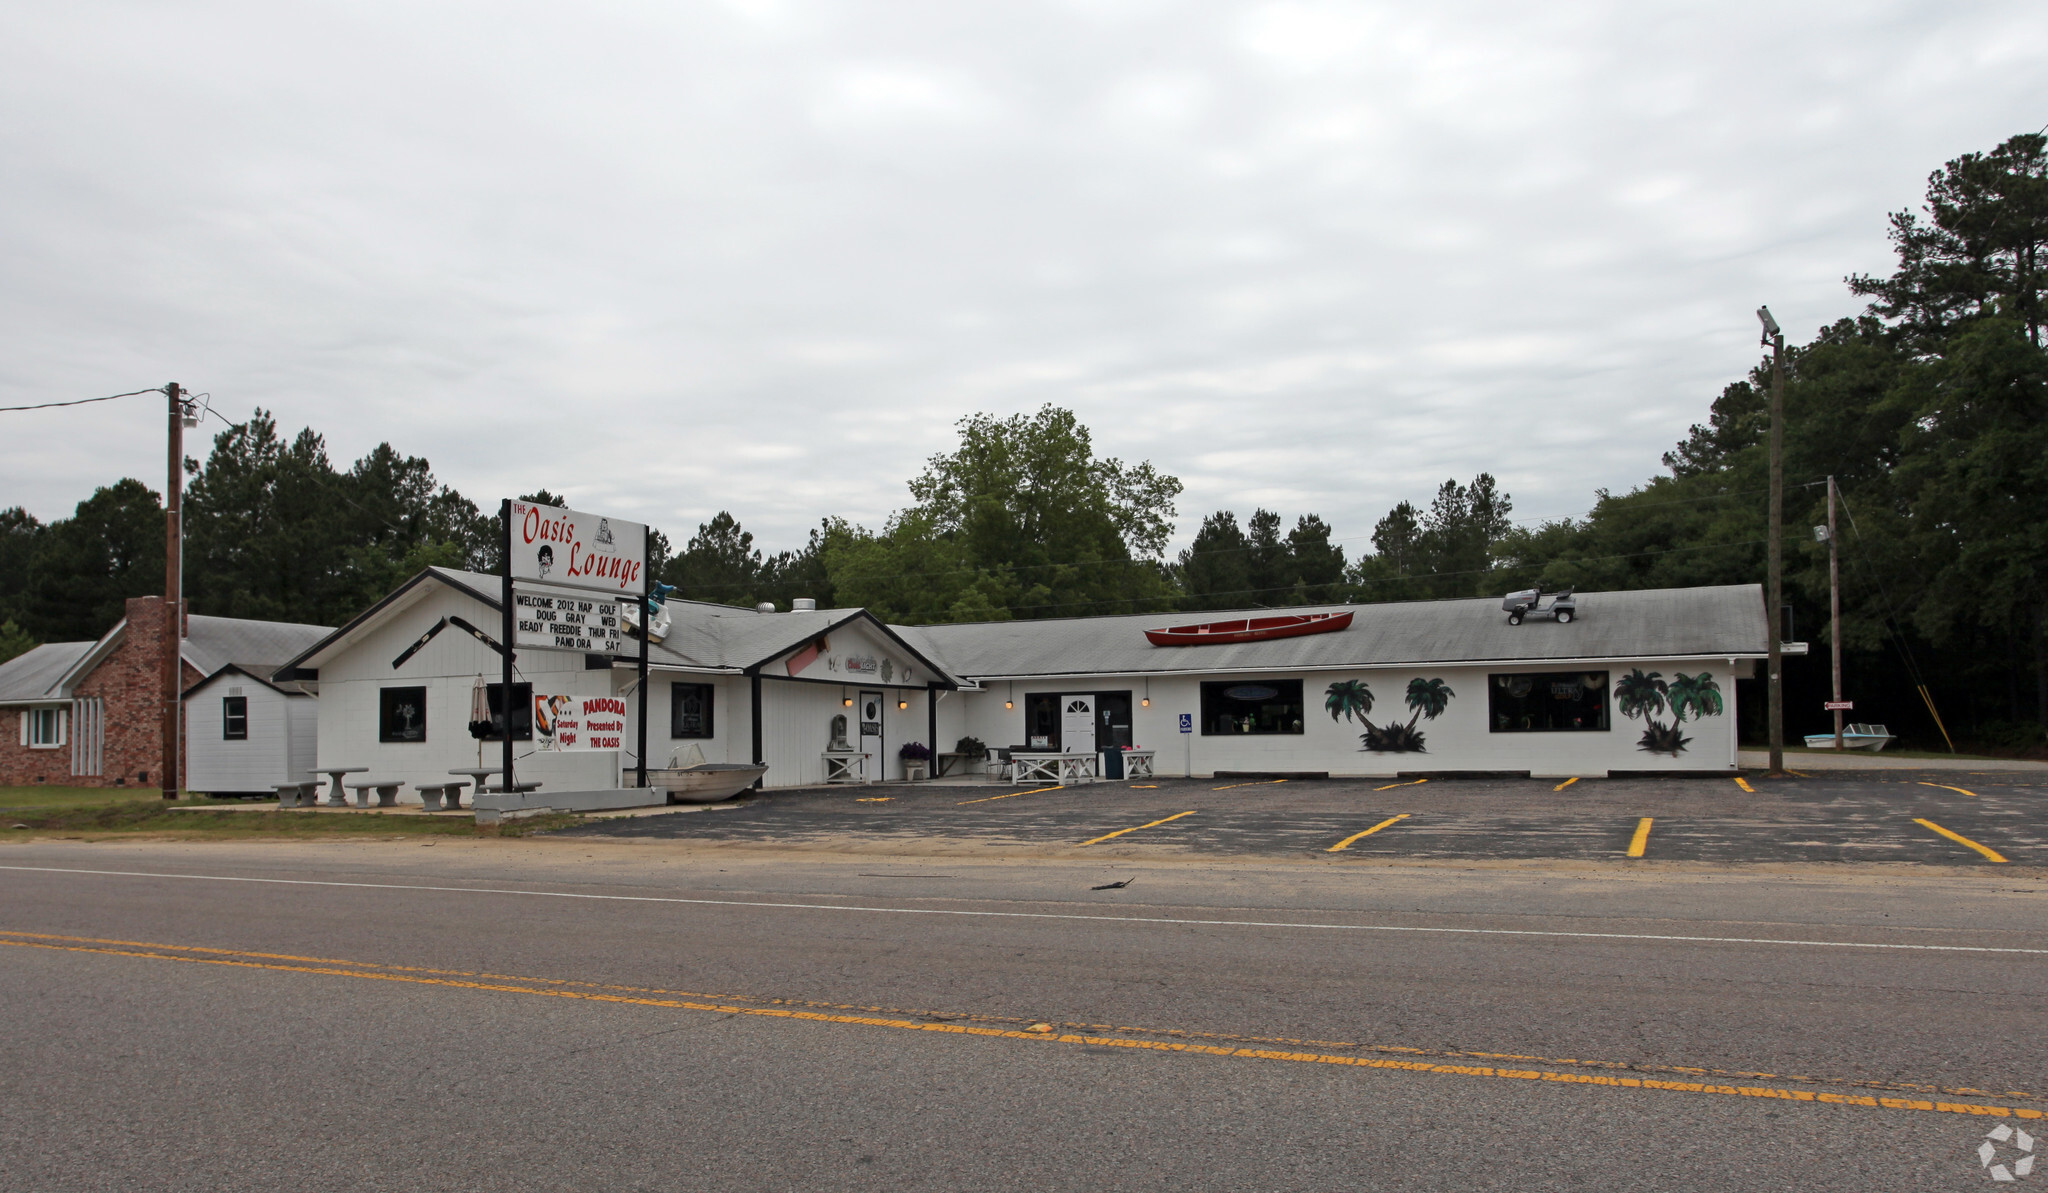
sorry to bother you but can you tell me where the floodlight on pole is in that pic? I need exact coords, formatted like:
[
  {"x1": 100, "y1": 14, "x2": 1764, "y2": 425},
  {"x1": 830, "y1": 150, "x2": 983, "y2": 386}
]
[{"x1": 1757, "y1": 307, "x2": 1787, "y2": 778}]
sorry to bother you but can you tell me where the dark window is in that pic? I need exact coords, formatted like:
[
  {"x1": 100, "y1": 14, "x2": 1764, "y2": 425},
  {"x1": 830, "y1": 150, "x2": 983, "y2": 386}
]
[
  {"x1": 1488, "y1": 671, "x2": 1610, "y2": 732},
  {"x1": 1025, "y1": 693, "x2": 1059, "y2": 748},
  {"x1": 473, "y1": 682, "x2": 532, "y2": 741},
  {"x1": 1200, "y1": 679, "x2": 1305, "y2": 735},
  {"x1": 222, "y1": 696, "x2": 248, "y2": 740},
  {"x1": 379, "y1": 686, "x2": 428, "y2": 743},
  {"x1": 670, "y1": 683, "x2": 714, "y2": 739}
]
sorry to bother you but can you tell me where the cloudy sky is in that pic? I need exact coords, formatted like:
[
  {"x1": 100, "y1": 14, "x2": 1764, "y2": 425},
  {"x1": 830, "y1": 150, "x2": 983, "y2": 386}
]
[{"x1": 2, "y1": 1, "x2": 2042, "y2": 558}]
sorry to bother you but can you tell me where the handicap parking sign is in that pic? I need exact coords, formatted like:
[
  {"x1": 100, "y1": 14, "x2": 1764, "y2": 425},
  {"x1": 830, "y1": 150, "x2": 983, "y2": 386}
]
[{"x1": 1178, "y1": 713, "x2": 1192, "y2": 734}]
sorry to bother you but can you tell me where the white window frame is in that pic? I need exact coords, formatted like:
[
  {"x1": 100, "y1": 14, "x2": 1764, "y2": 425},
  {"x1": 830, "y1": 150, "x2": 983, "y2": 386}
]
[{"x1": 25, "y1": 705, "x2": 66, "y2": 749}]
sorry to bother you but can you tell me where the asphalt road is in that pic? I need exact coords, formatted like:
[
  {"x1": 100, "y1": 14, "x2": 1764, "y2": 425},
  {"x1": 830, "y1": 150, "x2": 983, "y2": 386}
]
[
  {"x1": 568, "y1": 770, "x2": 2048, "y2": 867},
  {"x1": 2, "y1": 832, "x2": 2043, "y2": 1191}
]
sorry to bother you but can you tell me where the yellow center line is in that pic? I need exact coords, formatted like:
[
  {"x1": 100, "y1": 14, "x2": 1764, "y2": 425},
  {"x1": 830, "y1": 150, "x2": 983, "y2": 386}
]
[
  {"x1": 1626, "y1": 817, "x2": 1654, "y2": 858},
  {"x1": 1374, "y1": 778, "x2": 1429, "y2": 791},
  {"x1": 956, "y1": 785, "x2": 1062, "y2": 806},
  {"x1": 1913, "y1": 818, "x2": 2009, "y2": 863},
  {"x1": 1734, "y1": 776, "x2": 1756, "y2": 793},
  {"x1": 1919, "y1": 782, "x2": 1979, "y2": 798},
  {"x1": 1327, "y1": 814, "x2": 1411, "y2": 853},
  {"x1": 1077, "y1": 810, "x2": 1198, "y2": 847},
  {"x1": 1553, "y1": 777, "x2": 1579, "y2": 792},
  {"x1": 4, "y1": 933, "x2": 2040, "y2": 1123},
  {"x1": 1212, "y1": 779, "x2": 1288, "y2": 790}
]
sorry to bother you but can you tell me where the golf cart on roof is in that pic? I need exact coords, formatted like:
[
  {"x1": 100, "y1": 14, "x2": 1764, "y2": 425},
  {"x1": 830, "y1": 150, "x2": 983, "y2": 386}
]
[{"x1": 1502, "y1": 586, "x2": 1576, "y2": 625}]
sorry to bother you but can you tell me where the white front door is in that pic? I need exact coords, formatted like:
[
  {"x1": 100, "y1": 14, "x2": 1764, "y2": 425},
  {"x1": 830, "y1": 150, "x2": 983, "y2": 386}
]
[
  {"x1": 1061, "y1": 694, "x2": 1096, "y2": 757},
  {"x1": 859, "y1": 690, "x2": 884, "y2": 778}
]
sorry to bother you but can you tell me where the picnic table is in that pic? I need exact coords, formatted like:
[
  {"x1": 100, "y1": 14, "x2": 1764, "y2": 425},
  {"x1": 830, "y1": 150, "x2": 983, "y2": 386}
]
[
  {"x1": 316, "y1": 766, "x2": 367, "y2": 806},
  {"x1": 1009, "y1": 751, "x2": 1097, "y2": 786},
  {"x1": 934, "y1": 751, "x2": 976, "y2": 778},
  {"x1": 449, "y1": 767, "x2": 502, "y2": 793},
  {"x1": 345, "y1": 779, "x2": 405, "y2": 808}
]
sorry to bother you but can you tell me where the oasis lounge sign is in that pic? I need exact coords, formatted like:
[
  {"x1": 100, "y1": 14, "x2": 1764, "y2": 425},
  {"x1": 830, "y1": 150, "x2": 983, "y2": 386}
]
[{"x1": 509, "y1": 501, "x2": 648, "y2": 595}]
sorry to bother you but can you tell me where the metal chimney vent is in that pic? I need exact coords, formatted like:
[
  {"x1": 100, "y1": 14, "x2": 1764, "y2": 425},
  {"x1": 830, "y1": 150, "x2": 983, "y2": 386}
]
[
  {"x1": 755, "y1": 602, "x2": 775, "y2": 614},
  {"x1": 792, "y1": 598, "x2": 818, "y2": 612}
]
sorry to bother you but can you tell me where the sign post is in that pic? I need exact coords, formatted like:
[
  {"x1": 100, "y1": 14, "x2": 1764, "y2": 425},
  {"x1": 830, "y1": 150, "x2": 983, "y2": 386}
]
[
  {"x1": 503, "y1": 499, "x2": 650, "y2": 792},
  {"x1": 1179, "y1": 712, "x2": 1192, "y2": 777},
  {"x1": 500, "y1": 499, "x2": 514, "y2": 793}
]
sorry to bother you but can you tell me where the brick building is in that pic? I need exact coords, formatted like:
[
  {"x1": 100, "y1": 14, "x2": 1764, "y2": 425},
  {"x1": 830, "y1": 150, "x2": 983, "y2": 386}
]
[{"x1": 0, "y1": 596, "x2": 328, "y2": 789}]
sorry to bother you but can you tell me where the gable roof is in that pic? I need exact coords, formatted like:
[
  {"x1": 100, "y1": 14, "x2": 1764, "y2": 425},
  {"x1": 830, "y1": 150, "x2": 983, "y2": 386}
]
[
  {"x1": 907, "y1": 585, "x2": 1772, "y2": 679},
  {"x1": 275, "y1": 567, "x2": 960, "y2": 685},
  {"x1": 184, "y1": 615, "x2": 331, "y2": 678},
  {"x1": 0, "y1": 642, "x2": 95, "y2": 705},
  {"x1": 184, "y1": 662, "x2": 314, "y2": 699}
]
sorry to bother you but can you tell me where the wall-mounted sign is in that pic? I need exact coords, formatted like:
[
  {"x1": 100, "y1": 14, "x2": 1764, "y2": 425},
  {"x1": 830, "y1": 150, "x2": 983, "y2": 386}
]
[
  {"x1": 1824, "y1": 700, "x2": 1854, "y2": 711},
  {"x1": 514, "y1": 588, "x2": 625, "y2": 654},
  {"x1": 508, "y1": 501, "x2": 647, "y2": 595},
  {"x1": 533, "y1": 693, "x2": 628, "y2": 751},
  {"x1": 1178, "y1": 713, "x2": 1193, "y2": 734}
]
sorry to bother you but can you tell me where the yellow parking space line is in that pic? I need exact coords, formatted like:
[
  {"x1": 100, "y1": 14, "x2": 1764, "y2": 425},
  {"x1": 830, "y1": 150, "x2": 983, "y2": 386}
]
[
  {"x1": 854, "y1": 797, "x2": 893, "y2": 803},
  {"x1": 1078, "y1": 810, "x2": 1198, "y2": 847},
  {"x1": 1626, "y1": 818, "x2": 1654, "y2": 858},
  {"x1": 1374, "y1": 779, "x2": 1428, "y2": 791},
  {"x1": 1786, "y1": 769, "x2": 1809, "y2": 778},
  {"x1": 956, "y1": 786, "x2": 1062, "y2": 806},
  {"x1": 1918, "y1": 782, "x2": 1978, "y2": 798},
  {"x1": 1327, "y1": 814, "x2": 1411, "y2": 853},
  {"x1": 1128, "y1": 784, "x2": 1159, "y2": 789},
  {"x1": 1734, "y1": 776, "x2": 1755, "y2": 793},
  {"x1": 1553, "y1": 777, "x2": 1578, "y2": 792},
  {"x1": 1212, "y1": 779, "x2": 1287, "y2": 790},
  {"x1": 1913, "y1": 818, "x2": 2008, "y2": 863}
]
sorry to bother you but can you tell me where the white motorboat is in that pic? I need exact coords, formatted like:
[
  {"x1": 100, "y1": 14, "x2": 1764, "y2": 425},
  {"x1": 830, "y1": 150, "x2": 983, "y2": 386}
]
[{"x1": 1803, "y1": 723, "x2": 1894, "y2": 751}]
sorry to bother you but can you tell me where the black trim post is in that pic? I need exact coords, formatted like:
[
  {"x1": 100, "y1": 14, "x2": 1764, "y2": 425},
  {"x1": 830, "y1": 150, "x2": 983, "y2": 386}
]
[
  {"x1": 927, "y1": 683, "x2": 939, "y2": 769},
  {"x1": 750, "y1": 673, "x2": 764, "y2": 789},
  {"x1": 635, "y1": 544, "x2": 650, "y2": 790},
  {"x1": 500, "y1": 499, "x2": 515, "y2": 793}
]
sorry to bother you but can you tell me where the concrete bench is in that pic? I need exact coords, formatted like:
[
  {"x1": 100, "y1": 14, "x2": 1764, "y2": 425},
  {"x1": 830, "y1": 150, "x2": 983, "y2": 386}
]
[
  {"x1": 273, "y1": 781, "x2": 321, "y2": 808},
  {"x1": 414, "y1": 781, "x2": 470, "y2": 811},
  {"x1": 345, "y1": 780, "x2": 405, "y2": 808}
]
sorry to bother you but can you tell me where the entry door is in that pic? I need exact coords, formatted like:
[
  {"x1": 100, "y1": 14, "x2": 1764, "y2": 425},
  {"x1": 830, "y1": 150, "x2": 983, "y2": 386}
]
[
  {"x1": 858, "y1": 690, "x2": 884, "y2": 775},
  {"x1": 1061, "y1": 694, "x2": 1096, "y2": 757}
]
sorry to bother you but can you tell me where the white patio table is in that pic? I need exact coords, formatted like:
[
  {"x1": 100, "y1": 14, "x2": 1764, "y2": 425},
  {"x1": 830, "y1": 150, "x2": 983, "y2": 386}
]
[
  {"x1": 1009, "y1": 751, "x2": 1097, "y2": 786},
  {"x1": 1121, "y1": 750, "x2": 1156, "y2": 780}
]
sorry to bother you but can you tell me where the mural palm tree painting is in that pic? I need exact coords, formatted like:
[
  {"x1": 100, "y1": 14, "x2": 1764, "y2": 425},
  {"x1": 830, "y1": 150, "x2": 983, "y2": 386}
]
[
  {"x1": 1324, "y1": 677, "x2": 1454, "y2": 753},
  {"x1": 1616, "y1": 668, "x2": 1722, "y2": 756}
]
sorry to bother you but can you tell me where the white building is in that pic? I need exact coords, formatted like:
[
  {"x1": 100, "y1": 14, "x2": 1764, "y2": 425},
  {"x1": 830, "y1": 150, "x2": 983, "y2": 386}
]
[{"x1": 277, "y1": 569, "x2": 1776, "y2": 794}]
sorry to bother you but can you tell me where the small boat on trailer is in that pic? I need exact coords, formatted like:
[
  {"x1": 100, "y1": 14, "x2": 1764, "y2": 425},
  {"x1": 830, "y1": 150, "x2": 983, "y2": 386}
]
[
  {"x1": 646, "y1": 762, "x2": 767, "y2": 803},
  {"x1": 1144, "y1": 610, "x2": 1353, "y2": 647},
  {"x1": 1802, "y1": 723, "x2": 1894, "y2": 752}
]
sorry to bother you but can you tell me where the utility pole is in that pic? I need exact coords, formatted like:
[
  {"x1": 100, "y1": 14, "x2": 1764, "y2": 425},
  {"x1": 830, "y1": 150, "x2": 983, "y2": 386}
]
[
  {"x1": 1827, "y1": 476, "x2": 1843, "y2": 750},
  {"x1": 161, "y1": 382, "x2": 185, "y2": 801},
  {"x1": 1758, "y1": 308, "x2": 1786, "y2": 777}
]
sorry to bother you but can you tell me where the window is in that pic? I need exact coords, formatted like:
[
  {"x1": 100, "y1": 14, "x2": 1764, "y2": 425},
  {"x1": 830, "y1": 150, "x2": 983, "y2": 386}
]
[
  {"x1": 474, "y1": 682, "x2": 533, "y2": 741},
  {"x1": 222, "y1": 696, "x2": 248, "y2": 740},
  {"x1": 1488, "y1": 671, "x2": 1610, "y2": 732},
  {"x1": 379, "y1": 686, "x2": 428, "y2": 743},
  {"x1": 1200, "y1": 680, "x2": 1305, "y2": 736},
  {"x1": 670, "y1": 683, "x2": 714, "y2": 739},
  {"x1": 26, "y1": 706, "x2": 64, "y2": 749}
]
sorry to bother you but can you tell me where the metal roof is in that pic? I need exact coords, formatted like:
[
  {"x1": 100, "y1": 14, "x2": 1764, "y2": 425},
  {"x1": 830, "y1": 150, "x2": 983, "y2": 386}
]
[
  {"x1": 0, "y1": 642, "x2": 94, "y2": 704},
  {"x1": 907, "y1": 585, "x2": 1770, "y2": 679},
  {"x1": 183, "y1": 614, "x2": 331, "y2": 677}
]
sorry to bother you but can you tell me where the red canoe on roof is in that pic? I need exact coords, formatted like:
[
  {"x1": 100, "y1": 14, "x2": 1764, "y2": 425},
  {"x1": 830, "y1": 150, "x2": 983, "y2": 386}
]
[{"x1": 1144, "y1": 610, "x2": 1354, "y2": 647}]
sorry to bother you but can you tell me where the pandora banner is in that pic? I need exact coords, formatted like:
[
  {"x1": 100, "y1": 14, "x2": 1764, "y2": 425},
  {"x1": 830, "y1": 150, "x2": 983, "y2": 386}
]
[
  {"x1": 532, "y1": 693, "x2": 629, "y2": 752},
  {"x1": 508, "y1": 501, "x2": 648, "y2": 595}
]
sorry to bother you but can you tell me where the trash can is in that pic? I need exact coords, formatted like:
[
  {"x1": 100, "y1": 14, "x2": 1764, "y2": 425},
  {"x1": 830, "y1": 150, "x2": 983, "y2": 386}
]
[{"x1": 1101, "y1": 748, "x2": 1124, "y2": 780}]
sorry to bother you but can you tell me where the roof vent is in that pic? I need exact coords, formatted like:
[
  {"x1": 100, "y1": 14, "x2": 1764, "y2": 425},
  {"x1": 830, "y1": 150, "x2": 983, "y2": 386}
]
[
  {"x1": 792, "y1": 598, "x2": 818, "y2": 612},
  {"x1": 755, "y1": 602, "x2": 775, "y2": 614}
]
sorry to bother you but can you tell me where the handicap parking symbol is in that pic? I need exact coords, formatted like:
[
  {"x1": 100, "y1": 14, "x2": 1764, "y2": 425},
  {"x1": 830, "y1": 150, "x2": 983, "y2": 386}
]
[{"x1": 1178, "y1": 713, "x2": 1192, "y2": 734}]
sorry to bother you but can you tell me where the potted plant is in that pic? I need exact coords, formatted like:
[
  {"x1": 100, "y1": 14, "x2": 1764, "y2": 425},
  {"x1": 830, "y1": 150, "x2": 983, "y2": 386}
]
[{"x1": 899, "y1": 741, "x2": 933, "y2": 781}]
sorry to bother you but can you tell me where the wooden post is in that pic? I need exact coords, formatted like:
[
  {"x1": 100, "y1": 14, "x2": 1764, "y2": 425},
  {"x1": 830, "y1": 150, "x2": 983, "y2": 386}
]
[
  {"x1": 1762, "y1": 311, "x2": 1786, "y2": 777},
  {"x1": 161, "y1": 383, "x2": 182, "y2": 801},
  {"x1": 1829, "y1": 477, "x2": 1843, "y2": 750}
]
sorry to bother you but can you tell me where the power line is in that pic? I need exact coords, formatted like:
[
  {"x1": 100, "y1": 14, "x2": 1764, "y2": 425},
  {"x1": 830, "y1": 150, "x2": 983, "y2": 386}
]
[{"x1": 0, "y1": 387, "x2": 165, "y2": 413}]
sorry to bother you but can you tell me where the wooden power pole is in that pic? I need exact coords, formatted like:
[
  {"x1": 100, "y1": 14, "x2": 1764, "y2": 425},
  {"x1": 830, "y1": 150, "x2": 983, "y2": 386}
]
[
  {"x1": 161, "y1": 382, "x2": 184, "y2": 800},
  {"x1": 1759, "y1": 308, "x2": 1786, "y2": 777}
]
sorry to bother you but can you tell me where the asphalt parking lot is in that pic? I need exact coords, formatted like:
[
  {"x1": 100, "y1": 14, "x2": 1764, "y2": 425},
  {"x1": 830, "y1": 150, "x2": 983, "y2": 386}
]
[{"x1": 566, "y1": 768, "x2": 2047, "y2": 866}]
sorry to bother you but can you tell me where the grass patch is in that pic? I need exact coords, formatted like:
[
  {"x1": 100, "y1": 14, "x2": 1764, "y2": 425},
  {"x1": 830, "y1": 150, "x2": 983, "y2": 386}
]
[
  {"x1": 0, "y1": 785, "x2": 240, "y2": 812},
  {"x1": 2, "y1": 798, "x2": 584, "y2": 840}
]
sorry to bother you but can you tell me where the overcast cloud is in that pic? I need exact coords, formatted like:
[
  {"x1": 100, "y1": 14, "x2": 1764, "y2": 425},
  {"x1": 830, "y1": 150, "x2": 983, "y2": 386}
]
[{"x1": 2, "y1": 1, "x2": 2043, "y2": 557}]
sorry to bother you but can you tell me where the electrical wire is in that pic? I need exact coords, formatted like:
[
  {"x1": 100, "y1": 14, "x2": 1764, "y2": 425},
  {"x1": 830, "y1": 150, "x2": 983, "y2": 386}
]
[{"x1": 0, "y1": 387, "x2": 165, "y2": 413}]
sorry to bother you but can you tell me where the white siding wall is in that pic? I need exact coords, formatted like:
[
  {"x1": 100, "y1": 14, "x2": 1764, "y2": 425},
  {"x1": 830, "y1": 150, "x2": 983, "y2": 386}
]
[
  {"x1": 650, "y1": 675, "x2": 751, "y2": 768},
  {"x1": 187, "y1": 681, "x2": 310, "y2": 794},
  {"x1": 949, "y1": 661, "x2": 1741, "y2": 778}
]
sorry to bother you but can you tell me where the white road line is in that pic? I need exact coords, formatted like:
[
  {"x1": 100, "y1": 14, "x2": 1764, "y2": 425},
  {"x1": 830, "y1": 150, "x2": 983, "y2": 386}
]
[{"x1": 2, "y1": 863, "x2": 2043, "y2": 956}]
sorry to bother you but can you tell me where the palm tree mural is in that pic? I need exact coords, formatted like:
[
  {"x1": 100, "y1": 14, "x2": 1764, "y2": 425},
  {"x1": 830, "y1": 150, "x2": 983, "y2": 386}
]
[
  {"x1": 1616, "y1": 668, "x2": 1722, "y2": 755},
  {"x1": 1324, "y1": 677, "x2": 1454, "y2": 753}
]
